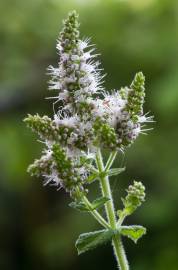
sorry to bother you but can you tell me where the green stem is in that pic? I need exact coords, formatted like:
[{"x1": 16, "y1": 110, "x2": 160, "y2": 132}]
[
  {"x1": 76, "y1": 186, "x2": 109, "y2": 229},
  {"x1": 117, "y1": 211, "x2": 127, "y2": 227},
  {"x1": 82, "y1": 196, "x2": 110, "y2": 229},
  {"x1": 105, "y1": 151, "x2": 117, "y2": 172},
  {"x1": 96, "y1": 149, "x2": 129, "y2": 270}
]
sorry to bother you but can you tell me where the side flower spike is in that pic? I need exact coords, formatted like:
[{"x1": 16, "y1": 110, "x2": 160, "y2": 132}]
[
  {"x1": 51, "y1": 143, "x2": 89, "y2": 198},
  {"x1": 117, "y1": 181, "x2": 146, "y2": 224},
  {"x1": 24, "y1": 114, "x2": 74, "y2": 145},
  {"x1": 126, "y1": 72, "x2": 145, "y2": 120}
]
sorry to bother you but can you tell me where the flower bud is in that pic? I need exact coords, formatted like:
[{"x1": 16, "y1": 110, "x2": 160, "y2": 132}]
[
  {"x1": 24, "y1": 114, "x2": 74, "y2": 144},
  {"x1": 27, "y1": 152, "x2": 52, "y2": 177},
  {"x1": 52, "y1": 143, "x2": 87, "y2": 198},
  {"x1": 122, "y1": 181, "x2": 145, "y2": 215},
  {"x1": 126, "y1": 72, "x2": 145, "y2": 119}
]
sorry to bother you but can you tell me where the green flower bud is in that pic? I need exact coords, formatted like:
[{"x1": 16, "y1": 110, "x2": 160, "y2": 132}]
[
  {"x1": 59, "y1": 10, "x2": 79, "y2": 52},
  {"x1": 51, "y1": 143, "x2": 87, "y2": 198},
  {"x1": 93, "y1": 118, "x2": 118, "y2": 150},
  {"x1": 24, "y1": 114, "x2": 74, "y2": 144},
  {"x1": 122, "y1": 181, "x2": 145, "y2": 215},
  {"x1": 126, "y1": 72, "x2": 145, "y2": 120},
  {"x1": 28, "y1": 153, "x2": 52, "y2": 177}
]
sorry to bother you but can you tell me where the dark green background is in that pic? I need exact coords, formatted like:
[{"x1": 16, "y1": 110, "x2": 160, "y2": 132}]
[{"x1": 0, "y1": 0, "x2": 178, "y2": 269}]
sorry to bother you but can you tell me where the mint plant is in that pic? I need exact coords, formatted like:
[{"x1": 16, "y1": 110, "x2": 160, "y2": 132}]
[{"x1": 24, "y1": 11, "x2": 153, "y2": 270}]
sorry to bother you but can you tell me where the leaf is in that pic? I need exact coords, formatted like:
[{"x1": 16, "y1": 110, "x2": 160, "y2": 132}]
[
  {"x1": 69, "y1": 202, "x2": 90, "y2": 212},
  {"x1": 69, "y1": 197, "x2": 109, "y2": 212},
  {"x1": 91, "y1": 196, "x2": 110, "y2": 210},
  {"x1": 107, "y1": 167, "x2": 125, "y2": 176},
  {"x1": 76, "y1": 229, "x2": 115, "y2": 254},
  {"x1": 86, "y1": 172, "x2": 99, "y2": 183},
  {"x1": 80, "y1": 155, "x2": 95, "y2": 166},
  {"x1": 120, "y1": 225, "x2": 146, "y2": 243}
]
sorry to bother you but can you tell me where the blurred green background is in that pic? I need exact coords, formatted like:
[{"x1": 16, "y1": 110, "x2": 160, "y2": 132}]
[{"x1": 0, "y1": 0, "x2": 178, "y2": 269}]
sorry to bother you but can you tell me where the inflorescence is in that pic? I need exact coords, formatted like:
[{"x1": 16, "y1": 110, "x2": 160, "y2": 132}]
[
  {"x1": 24, "y1": 11, "x2": 152, "y2": 200},
  {"x1": 24, "y1": 11, "x2": 154, "y2": 269}
]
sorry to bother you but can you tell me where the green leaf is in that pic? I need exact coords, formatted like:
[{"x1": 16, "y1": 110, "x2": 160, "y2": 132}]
[
  {"x1": 86, "y1": 172, "x2": 99, "y2": 183},
  {"x1": 91, "y1": 196, "x2": 110, "y2": 210},
  {"x1": 80, "y1": 155, "x2": 95, "y2": 166},
  {"x1": 107, "y1": 167, "x2": 125, "y2": 176},
  {"x1": 120, "y1": 225, "x2": 146, "y2": 243},
  {"x1": 76, "y1": 229, "x2": 115, "y2": 254},
  {"x1": 69, "y1": 197, "x2": 109, "y2": 212},
  {"x1": 69, "y1": 202, "x2": 90, "y2": 212}
]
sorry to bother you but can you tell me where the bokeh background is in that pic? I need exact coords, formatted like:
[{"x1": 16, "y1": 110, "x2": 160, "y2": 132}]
[{"x1": 0, "y1": 0, "x2": 178, "y2": 269}]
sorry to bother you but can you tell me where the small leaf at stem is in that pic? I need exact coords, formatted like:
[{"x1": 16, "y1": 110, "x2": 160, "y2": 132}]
[
  {"x1": 120, "y1": 225, "x2": 146, "y2": 243},
  {"x1": 80, "y1": 154, "x2": 95, "y2": 165},
  {"x1": 75, "y1": 229, "x2": 115, "y2": 254},
  {"x1": 107, "y1": 167, "x2": 125, "y2": 176},
  {"x1": 91, "y1": 196, "x2": 110, "y2": 210},
  {"x1": 69, "y1": 202, "x2": 90, "y2": 212},
  {"x1": 86, "y1": 172, "x2": 99, "y2": 183}
]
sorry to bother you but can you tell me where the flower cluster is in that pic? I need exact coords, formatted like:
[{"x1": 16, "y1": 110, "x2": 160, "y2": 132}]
[{"x1": 24, "y1": 11, "x2": 152, "y2": 199}]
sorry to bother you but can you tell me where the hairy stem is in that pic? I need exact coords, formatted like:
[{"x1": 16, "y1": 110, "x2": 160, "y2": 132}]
[{"x1": 96, "y1": 149, "x2": 129, "y2": 270}]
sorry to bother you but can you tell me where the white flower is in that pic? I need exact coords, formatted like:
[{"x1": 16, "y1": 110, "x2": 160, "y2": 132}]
[
  {"x1": 54, "y1": 114, "x2": 79, "y2": 128},
  {"x1": 71, "y1": 54, "x2": 80, "y2": 61},
  {"x1": 61, "y1": 53, "x2": 70, "y2": 61},
  {"x1": 78, "y1": 39, "x2": 89, "y2": 50},
  {"x1": 48, "y1": 80, "x2": 62, "y2": 90}
]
